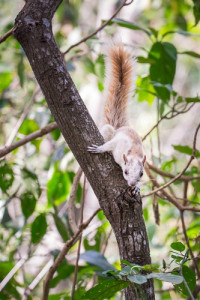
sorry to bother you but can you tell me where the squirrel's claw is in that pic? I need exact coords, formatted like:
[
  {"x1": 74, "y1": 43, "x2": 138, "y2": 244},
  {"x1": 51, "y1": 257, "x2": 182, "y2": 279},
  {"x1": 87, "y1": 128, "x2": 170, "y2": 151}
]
[
  {"x1": 88, "y1": 144, "x2": 102, "y2": 153},
  {"x1": 131, "y1": 185, "x2": 140, "y2": 197}
]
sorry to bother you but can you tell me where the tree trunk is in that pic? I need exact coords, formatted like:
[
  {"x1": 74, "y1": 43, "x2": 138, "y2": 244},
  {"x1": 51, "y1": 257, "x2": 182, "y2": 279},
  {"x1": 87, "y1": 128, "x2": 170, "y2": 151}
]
[{"x1": 13, "y1": 1, "x2": 155, "y2": 299}]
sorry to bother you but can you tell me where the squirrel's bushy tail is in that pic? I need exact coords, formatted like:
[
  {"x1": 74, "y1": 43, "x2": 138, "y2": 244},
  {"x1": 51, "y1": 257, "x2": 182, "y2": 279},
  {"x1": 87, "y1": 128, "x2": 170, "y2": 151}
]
[{"x1": 103, "y1": 44, "x2": 136, "y2": 129}]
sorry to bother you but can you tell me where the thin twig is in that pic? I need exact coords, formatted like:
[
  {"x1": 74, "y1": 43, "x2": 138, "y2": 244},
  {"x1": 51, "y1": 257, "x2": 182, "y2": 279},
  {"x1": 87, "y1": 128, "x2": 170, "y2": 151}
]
[
  {"x1": 67, "y1": 168, "x2": 83, "y2": 234},
  {"x1": 0, "y1": 27, "x2": 14, "y2": 44},
  {"x1": 0, "y1": 122, "x2": 58, "y2": 158},
  {"x1": 143, "y1": 124, "x2": 200, "y2": 198},
  {"x1": 142, "y1": 103, "x2": 195, "y2": 141},
  {"x1": 63, "y1": 0, "x2": 134, "y2": 55},
  {"x1": 42, "y1": 208, "x2": 101, "y2": 300},
  {"x1": 71, "y1": 176, "x2": 86, "y2": 299},
  {"x1": 147, "y1": 162, "x2": 200, "y2": 182}
]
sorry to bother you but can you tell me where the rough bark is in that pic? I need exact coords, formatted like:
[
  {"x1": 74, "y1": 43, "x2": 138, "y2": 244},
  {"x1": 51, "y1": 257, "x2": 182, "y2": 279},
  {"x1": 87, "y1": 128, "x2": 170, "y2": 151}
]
[{"x1": 13, "y1": 1, "x2": 155, "y2": 299}]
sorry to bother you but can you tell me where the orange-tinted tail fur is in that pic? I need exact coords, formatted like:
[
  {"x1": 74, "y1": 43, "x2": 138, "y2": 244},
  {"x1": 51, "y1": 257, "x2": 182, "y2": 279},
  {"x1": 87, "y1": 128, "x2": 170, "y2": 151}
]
[{"x1": 104, "y1": 44, "x2": 136, "y2": 129}]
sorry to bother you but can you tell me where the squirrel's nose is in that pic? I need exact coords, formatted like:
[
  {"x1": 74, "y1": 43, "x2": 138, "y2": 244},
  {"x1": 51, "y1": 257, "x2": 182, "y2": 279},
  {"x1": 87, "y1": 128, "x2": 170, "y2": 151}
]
[{"x1": 129, "y1": 181, "x2": 136, "y2": 186}]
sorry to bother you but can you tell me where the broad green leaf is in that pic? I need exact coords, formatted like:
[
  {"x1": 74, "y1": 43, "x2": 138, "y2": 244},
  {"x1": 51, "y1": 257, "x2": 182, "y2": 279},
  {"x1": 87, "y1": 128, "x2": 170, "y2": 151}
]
[
  {"x1": 147, "y1": 273, "x2": 183, "y2": 284},
  {"x1": 170, "y1": 241, "x2": 185, "y2": 252},
  {"x1": 53, "y1": 213, "x2": 69, "y2": 242},
  {"x1": 0, "y1": 162, "x2": 14, "y2": 193},
  {"x1": 18, "y1": 119, "x2": 40, "y2": 135},
  {"x1": 120, "y1": 265, "x2": 132, "y2": 275},
  {"x1": 82, "y1": 278, "x2": 130, "y2": 299},
  {"x1": 103, "y1": 18, "x2": 152, "y2": 36},
  {"x1": 47, "y1": 166, "x2": 70, "y2": 207},
  {"x1": 127, "y1": 274, "x2": 147, "y2": 284},
  {"x1": 21, "y1": 168, "x2": 41, "y2": 198},
  {"x1": 48, "y1": 293, "x2": 69, "y2": 300},
  {"x1": 173, "y1": 145, "x2": 200, "y2": 158},
  {"x1": 148, "y1": 42, "x2": 177, "y2": 102},
  {"x1": 31, "y1": 214, "x2": 47, "y2": 243},
  {"x1": 174, "y1": 266, "x2": 196, "y2": 296},
  {"x1": 0, "y1": 72, "x2": 12, "y2": 93},
  {"x1": 21, "y1": 191, "x2": 37, "y2": 219},
  {"x1": 80, "y1": 250, "x2": 116, "y2": 271}
]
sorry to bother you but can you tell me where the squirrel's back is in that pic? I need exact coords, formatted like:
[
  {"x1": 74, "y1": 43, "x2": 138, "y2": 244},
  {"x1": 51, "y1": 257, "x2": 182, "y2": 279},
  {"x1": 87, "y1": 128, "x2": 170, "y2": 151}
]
[{"x1": 103, "y1": 44, "x2": 136, "y2": 129}]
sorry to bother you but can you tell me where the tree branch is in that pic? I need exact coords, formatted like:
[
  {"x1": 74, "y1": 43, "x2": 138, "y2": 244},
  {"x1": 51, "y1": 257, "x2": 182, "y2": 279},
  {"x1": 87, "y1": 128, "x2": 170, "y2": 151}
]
[
  {"x1": 0, "y1": 27, "x2": 14, "y2": 44},
  {"x1": 0, "y1": 122, "x2": 58, "y2": 158}
]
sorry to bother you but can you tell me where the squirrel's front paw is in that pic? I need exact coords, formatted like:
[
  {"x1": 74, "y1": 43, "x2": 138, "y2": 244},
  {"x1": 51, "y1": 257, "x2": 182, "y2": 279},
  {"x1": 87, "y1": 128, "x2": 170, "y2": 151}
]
[
  {"x1": 88, "y1": 144, "x2": 103, "y2": 153},
  {"x1": 131, "y1": 185, "x2": 140, "y2": 197}
]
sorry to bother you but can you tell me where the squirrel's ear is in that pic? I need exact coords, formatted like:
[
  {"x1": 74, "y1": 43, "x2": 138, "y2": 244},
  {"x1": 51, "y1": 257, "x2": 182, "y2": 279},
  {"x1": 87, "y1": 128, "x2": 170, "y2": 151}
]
[
  {"x1": 123, "y1": 154, "x2": 128, "y2": 164},
  {"x1": 142, "y1": 155, "x2": 146, "y2": 166}
]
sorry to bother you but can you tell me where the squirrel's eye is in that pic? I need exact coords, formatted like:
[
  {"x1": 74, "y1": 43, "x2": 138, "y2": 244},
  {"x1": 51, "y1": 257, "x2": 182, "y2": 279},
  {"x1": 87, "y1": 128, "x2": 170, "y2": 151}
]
[
  {"x1": 125, "y1": 170, "x2": 128, "y2": 175},
  {"x1": 140, "y1": 171, "x2": 143, "y2": 177}
]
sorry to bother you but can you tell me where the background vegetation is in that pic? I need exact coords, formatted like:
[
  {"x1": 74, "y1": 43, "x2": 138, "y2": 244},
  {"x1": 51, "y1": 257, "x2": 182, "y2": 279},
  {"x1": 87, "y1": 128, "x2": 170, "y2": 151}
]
[{"x1": 0, "y1": 0, "x2": 200, "y2": 299}]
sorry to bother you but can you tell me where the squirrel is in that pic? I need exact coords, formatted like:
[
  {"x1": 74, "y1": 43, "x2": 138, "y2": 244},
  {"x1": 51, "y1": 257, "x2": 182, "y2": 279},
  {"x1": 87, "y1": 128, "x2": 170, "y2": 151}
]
[{"x1": 88, "y1": 44, "x2": 146, "y2": 194}]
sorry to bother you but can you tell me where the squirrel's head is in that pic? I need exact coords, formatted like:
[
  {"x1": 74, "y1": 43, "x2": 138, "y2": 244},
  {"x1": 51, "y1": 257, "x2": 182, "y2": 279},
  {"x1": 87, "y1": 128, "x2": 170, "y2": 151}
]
[{"x1": 122, "y1": 154, "x2": 146, "y2": 186}]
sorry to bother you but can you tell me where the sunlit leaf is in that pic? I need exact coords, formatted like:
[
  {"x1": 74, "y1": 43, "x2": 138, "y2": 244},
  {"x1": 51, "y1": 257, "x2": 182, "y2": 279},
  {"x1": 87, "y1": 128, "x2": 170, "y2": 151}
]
[
  {"x1": 174, "y1": 266, "x2": 196, "y2": 296},
  {"x1": 170, "y1": 241, "x2": 185, "y2": 252}
]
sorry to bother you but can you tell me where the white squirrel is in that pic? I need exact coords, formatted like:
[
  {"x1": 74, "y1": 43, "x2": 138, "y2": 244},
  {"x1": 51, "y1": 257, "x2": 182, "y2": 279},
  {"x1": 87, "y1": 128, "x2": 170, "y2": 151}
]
[{"x1": 88, "y1": 44, "x2": 146, "y2": 193}]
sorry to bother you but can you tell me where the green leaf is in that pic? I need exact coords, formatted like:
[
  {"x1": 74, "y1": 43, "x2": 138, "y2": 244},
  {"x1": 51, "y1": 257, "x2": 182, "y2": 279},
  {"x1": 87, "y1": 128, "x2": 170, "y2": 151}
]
[
  {"x1": 53, "y1": 213, "x2": 69, "y2": 242},
  {"x1": 103, "y1": 18, "x2": 151, "y2": 35},
  {"x1": 147, "y1": 273, "x2": 183, "y2": 284},
  {"x1": 47, "y1": 165, "x2": 70, "y2": 207},
  {"x1": 173, "y1": 145, "x2": 200, "y2": 158},
  {"x1": 31, "y1": 214, "x2": 47, "y2": 243},
  {"x1": 21, "y1": 168, "x2": 41, "y2": 198},
  {"x1": 127, "y1": 274, "x2": 147, "y2": 284},
  {"x1": 174, "y1": 266, "x2": 196, "y2": 296},
  {"x1": 21, "y1": 191, "x2": 37, "y2": 219},
  {"x1": 193, "y1": 0, "x2": 200, "y2": 25},
  {"x1": 18, "y1": 119, "x2": 40, "y2": 135},
  {"x1": 0, "y1": 72, "x2": 12, "y2": 93},
  {"x1": 136, "y1": 76, "x2": 156, "y2": 105},
  {"x1": 80, "y1": 250, "x2": 116, "y2": 271},
  {"x1": 170, "y1": 241, "x2": 185, "y2": 252},
  {"x1": 0, "y1": 162, "x2": 14, "y2": 193},
  {"x1": 148, "y1": 42, "x2": 177, "y2": 102},
  {"x1": 82, "y1": 278, "x2": 130, "y2": 299}
]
